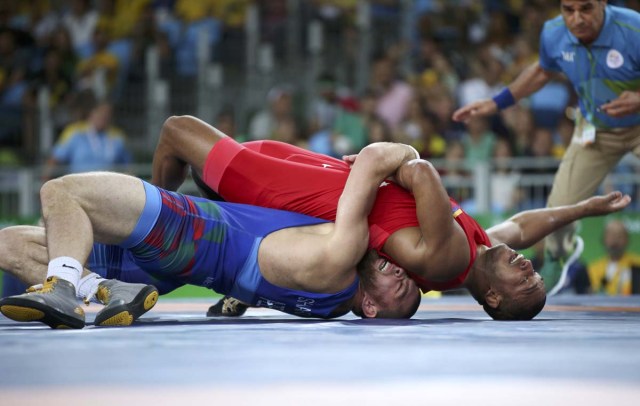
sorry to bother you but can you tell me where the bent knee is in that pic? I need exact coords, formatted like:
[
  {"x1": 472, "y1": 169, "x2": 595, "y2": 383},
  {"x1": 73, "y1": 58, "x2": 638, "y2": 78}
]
[
  {"x1": 162, "y1": 115, "x2": 198, "y2": 136},
  {"x1": 39, "y1": 177, "x2": 66, "y2": 204},
  {"x1": 40, "y1": 174, "x2": 91, "y2": 207}
]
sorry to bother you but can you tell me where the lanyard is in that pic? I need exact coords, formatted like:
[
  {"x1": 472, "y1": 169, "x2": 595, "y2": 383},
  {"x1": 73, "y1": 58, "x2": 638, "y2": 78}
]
[
  {"x1": 86, "y1": 128, "x2": 115, "y2": 161},
  {"x1": 576, "y1": 44, "x2": 600, "y2": 124}
]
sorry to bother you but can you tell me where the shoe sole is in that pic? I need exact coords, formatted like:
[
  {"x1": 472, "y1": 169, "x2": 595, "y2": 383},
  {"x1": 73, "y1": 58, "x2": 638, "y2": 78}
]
[
  {"x1": 94, "y1": 286, "x2": 159, "y2": 327},
  {"x1": 0, "y1": 299, "x2": 85, "y2": 329},
  {"x1": 206, "y1": 297, "x2": 249, "y2": 317}
]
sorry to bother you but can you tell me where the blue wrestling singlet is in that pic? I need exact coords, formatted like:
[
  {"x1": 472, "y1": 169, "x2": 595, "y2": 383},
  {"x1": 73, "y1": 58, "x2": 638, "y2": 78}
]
[{"x1": 88, "y1": 181, "x2": 359, "y2": 318}]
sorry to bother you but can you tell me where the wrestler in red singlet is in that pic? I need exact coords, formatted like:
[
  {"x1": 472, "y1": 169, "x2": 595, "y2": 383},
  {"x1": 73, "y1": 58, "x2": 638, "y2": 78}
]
[{"x1": 203, "y1": 137, "x2": 491, "y2": 292}]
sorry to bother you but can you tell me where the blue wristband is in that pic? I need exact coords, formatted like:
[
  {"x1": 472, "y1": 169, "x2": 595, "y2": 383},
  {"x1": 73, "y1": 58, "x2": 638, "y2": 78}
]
[{"x1": 492, "y1": 88, "x2": 516, "y2": 110}]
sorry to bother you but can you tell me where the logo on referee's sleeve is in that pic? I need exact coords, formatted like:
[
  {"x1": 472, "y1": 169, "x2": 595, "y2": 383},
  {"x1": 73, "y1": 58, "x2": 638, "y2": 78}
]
[{"x1": 562, "y1": 51, "x2": 575, "y2": 62}]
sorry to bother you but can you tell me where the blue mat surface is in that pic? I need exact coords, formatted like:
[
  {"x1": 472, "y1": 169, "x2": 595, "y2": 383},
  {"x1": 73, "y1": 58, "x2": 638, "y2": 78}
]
[{"x1": 1, "y1": 295, "x2": 639, "y2": 405}]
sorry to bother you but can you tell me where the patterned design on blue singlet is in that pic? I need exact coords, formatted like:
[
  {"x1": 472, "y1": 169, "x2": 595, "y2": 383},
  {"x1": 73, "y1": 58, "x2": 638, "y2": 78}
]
[{"x1": 92, "y1": 181, "x2": 359, "y2": 318}]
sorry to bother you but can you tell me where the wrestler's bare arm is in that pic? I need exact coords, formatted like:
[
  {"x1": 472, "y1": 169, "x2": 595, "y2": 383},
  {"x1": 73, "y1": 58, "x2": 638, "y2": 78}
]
[
  {"x1": 383, "y1": 160, "x2": 470, "y2": 282},
  {"x1": 322, "y1": 143, "x2": 418, "y2": 276},
  {"x1": 486, "y1": 192, "x2": 631, "y2": 249}
]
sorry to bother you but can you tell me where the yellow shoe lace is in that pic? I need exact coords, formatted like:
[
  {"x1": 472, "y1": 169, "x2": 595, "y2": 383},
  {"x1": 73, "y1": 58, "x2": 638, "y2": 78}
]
[
  {"x1": 25, "y1": 276, "x2": 58, "y2": 294},
  {"x1": 95, "y1": 285, "x2": 111, "y2": 305}
]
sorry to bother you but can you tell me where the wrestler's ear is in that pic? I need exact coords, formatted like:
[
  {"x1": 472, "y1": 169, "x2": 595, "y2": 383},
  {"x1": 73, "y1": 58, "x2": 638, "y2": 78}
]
[
  {"x1": 361, "y1": 293, "x2": 378, "y2": 318},
  {"x1": 484, "y1": 288, "x2": 501, "y2": 309}
]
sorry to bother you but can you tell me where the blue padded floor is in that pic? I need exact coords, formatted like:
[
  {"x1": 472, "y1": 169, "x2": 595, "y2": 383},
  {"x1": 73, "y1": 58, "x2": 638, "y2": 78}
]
[{"x1": 1, "y1": 294, "x2": 639, "y2": 406}]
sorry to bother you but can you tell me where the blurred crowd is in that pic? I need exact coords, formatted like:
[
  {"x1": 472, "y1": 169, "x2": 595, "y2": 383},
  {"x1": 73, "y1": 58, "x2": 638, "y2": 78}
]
[{"x1": 1, "y1": 0, "x2": 639, "y2": 213}]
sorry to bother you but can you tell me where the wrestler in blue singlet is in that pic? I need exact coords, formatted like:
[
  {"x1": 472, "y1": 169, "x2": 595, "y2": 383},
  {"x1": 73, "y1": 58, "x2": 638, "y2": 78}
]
[{"x1": 87, "y1": 181, "x2": 359, "y2": 318}]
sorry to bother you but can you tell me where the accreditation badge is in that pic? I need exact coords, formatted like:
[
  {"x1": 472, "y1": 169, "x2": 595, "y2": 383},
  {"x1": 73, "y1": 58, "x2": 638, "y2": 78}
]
[{"x1": 572, "y1": 109, "x2": 596, "y2": 146}]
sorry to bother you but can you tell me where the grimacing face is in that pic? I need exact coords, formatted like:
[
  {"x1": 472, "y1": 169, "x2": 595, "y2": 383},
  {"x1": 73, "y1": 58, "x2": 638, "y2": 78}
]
[
  {"x1": 358, "y1": 251, "x2": 421, "y2": 318},
  {"x1": 560, "y1": 0, "x2": 607, "y2": 44},
  {"x1": 483, "y1": 244, "x2": 546, "y2": 304}
]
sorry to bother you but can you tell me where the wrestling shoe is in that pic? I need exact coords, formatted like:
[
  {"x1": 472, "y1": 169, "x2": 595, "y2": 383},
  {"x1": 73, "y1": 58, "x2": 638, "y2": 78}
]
[
  {"x1": 93, "y1": 280, "x2": 159, "y2": 326},
  {"x1": 539, "y1": 235, "x2": 584, "y2": 296},
  {"x1": 0, "y1": 276, "x2": 85, "y2": 329},
  {"x1": 207, "y1": 295, "x2": 249, "y2": 317}
]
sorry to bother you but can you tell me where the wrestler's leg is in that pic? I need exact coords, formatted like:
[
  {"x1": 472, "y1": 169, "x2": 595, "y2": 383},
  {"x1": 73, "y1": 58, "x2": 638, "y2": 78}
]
[
  {"x1": 244, "y1": 140, "x2": 347, "y2": 166},
  {"x1": 192, "y1": 139, "x2": 346, "y2": 202},
  {"x1": 40, "y1": 172, "x2": 147, "y2": 267},
  {"x1": 0, "y1": 224, "x2": 161, "y2": 326},
  {"x1": 152, "y1": 115, "x2": 229, "y2": 191},
  {"x1": 191, "y1": 170, "x2": 224, "y2": 201},
  {"x1": 0, "y1": 226, "x2": 49, "y2": 286},
  {"x1": 0, "y1": 173, "x2": 155, "y2": 328}
]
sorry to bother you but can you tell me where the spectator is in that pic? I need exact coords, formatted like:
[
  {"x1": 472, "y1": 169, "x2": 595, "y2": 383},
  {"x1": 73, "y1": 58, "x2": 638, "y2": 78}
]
[
  {"x1": 370, "y1": 52, "x2": 413, "y2": 130},
  {"x1": 562, "y1": 260, "x2": 592, "y2": 294},
  {"x1": 49, "y1": 26, "x2": 79, "y2": 84},
  {"x1": 588, "y1": 220, "x2": 640, "y2": 295},
  {"x1": 395, "y1": 96, "x2": 446, "y2": 159},
  {"x1": 271, "y1": 116, "x2": 302, "y2": 146},
  {"x1": 211, "y1": 0, "x2": 249, "y2": 67},
  {"x1": 0, "y1": 28, "x2": 31, "y2": 146},
  {"x1": 28, "y1": 49, "x2": 73, "y2": 131},
  {"x1": 57, "y1": 89, "x2": 99, "y2": 143},
  {"x1": 45, "y1": 101, "x2": 132, "y2": 179},
  {"x1": 460, "y1": 116, "x2": 497, "y2": 169},
  {"x1": 307, "y1": 72, "x2": 340, "y2": 135},
  {"x1": 491, "y1": 138, "x2": 522, "y2": 214},
  {"x1": 519, "y1": 127, "x2": 558, "y2": 210},
  {"x1": 501, "y1": 103, "x2": 536, "y2": 156},
  {"x1": 441, "y1": 140, "x2": 473, "y2": 209},
  {"x1": 63, "y1": 0, "x2": 99, "y2": 53},
  {"x1": 332, "y1": 89, "x2": 379, "y2": 153},
  {"x1": 248, "y1": 85, "x2": 295, "y2": 140},
  {"x1": 215, "y1": 107, "x2": 246, "y2": 142},
  {"x1": 365, "y1": 115, "x2": 392, "y2": 144},
  {"x1": 75, "y1": 24, "x2": 119, "y2": 96}
]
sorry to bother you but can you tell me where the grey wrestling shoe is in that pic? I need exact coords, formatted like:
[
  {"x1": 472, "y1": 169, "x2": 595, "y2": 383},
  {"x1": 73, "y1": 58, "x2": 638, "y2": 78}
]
[
  {"x1": 207, "y1": 295, "x2": 249, "y2": 317},
  {"x1": 93, "y1": 280, "x2": 159, "y2": 326},
  {"x1": 0, "y1": 276, "x2": 85, "y2": 329}
]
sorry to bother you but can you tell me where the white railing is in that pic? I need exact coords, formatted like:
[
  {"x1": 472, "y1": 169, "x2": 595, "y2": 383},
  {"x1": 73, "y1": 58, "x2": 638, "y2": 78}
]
[{"x1": 2, "y1": 156, "x2": 639, "y2": 221}]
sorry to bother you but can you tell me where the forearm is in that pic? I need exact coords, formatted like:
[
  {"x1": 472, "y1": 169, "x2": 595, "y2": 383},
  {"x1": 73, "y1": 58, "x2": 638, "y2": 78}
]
[
  {"x1": 508, "y1": 61, "x2": 552, "y2": 101},
  {"x1": 364, "y1": 142, "x2": 420, "y2": 180},
  {"x1": 332, "y1": 143, "x2": 418, "y2": 251},
  {"x1": 395, "y1": 160, "x2": 454, "y2": 244},
  {"x1": 504, "y1": 203, "x2": 588, "y2": 249},
  {"x1": 331, "y1": 144, "x2": 413, "y2": 269}
]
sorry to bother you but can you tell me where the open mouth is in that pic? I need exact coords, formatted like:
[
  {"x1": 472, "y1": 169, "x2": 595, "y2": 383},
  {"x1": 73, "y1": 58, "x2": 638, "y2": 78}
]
[{"x1": 509, "y1": 253, "x2": 523, "y2": 265}]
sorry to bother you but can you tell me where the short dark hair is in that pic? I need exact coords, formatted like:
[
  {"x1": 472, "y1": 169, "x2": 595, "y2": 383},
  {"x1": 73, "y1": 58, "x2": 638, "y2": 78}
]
[
  {"x1": 375, "y1": 292, "x2": 421, "y2": 319},
  {"x1": 483, "y1": 294, "x2": 546, "y2": 321}
]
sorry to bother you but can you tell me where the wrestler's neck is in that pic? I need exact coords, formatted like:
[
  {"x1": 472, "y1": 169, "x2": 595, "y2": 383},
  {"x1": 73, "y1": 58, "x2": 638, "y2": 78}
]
[
  {"x1": 461, "y1": 244, "x2": 491, "y2": 301},
  {"x1": 349, "y1": 287, "x2": 366, "y2": 316}
]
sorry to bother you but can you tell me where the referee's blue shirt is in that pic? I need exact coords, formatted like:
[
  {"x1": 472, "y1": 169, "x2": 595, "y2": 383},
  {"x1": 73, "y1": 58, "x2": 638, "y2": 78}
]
[{"x1": 539, "y1": 5, "x2": 640, "y2": 129}]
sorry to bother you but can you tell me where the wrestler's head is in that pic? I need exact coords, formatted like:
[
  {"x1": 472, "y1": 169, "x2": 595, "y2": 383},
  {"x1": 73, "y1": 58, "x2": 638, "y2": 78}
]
[
  {"x1": 469, "y1": 244, "x2": 546, "y2": 320},
  {"x1": 560, "y1": 0, "x2": 607, "y2": 44},
  {"x1": 352, "y1": 250, "x2": 421, "y2": 319}
]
